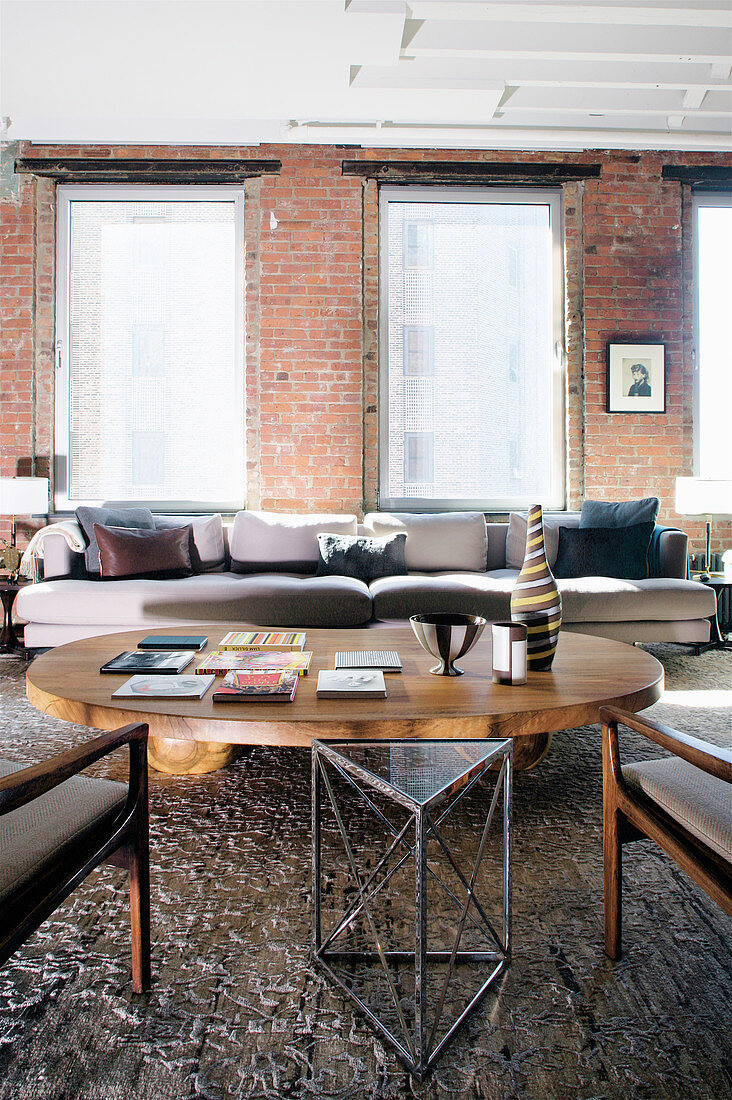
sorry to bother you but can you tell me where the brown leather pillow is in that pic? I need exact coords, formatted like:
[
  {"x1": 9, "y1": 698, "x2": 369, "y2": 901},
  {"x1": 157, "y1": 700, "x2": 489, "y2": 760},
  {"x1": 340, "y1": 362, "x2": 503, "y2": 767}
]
[{"x1": 94, "y1": 524, "x2": 193, "y2": 580}]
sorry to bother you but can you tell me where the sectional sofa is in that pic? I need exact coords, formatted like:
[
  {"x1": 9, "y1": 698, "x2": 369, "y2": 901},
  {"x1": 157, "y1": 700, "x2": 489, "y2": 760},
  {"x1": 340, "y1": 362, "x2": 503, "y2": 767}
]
[{"x1": 16, "y1": 509, "x2": 716, "y2": 649}]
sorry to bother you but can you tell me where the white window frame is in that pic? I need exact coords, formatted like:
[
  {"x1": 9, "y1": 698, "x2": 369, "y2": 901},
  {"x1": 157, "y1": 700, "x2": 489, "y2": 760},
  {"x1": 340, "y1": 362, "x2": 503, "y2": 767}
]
[
  {"x1": 54, "y1": 184, "x2": 246, "y2": 512},
  {"x1": 378, "y1": 185, "x2": 566, "y2": 512},
  {"x1": 691, "y1": 190, "x2": 732, "y2": 478}
]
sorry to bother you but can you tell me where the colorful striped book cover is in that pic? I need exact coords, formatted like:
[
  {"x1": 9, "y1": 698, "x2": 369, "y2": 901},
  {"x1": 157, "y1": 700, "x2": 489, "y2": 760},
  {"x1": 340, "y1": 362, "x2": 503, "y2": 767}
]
[
  {"x1": 217, "y1": 631, "x2": 306, "y2": 651},
  {"x1": 195, "y1": 650, "x2": 312, "y2": 676}
]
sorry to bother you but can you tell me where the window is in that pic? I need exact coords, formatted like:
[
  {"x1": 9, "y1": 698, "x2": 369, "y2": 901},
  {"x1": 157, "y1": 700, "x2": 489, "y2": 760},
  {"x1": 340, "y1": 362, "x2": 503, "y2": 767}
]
[
  {"x1": 403, "y1": 432, "x2": 434, "y2": 487},
  {"x1": 403, "y1": 325, "x2": 434, "y2": 376},
  {"x1": 508, "y1": 343, "x2": 519, "y2": 384},
  {"x1": 507, "y1": 245, "x2": 519, "y2": 288},
  {"x1": 693, "y1": 193, "x2": 732, "y2": 479},
  {"x1": 55, "y1": 186, "x2": 245, "y2": 510},
  {"x1": 403, "y1": 221, "x2": 433, "y2": 270},
  {"x1": 379, "y1": 186, "x2": 565, "y2": 510}
]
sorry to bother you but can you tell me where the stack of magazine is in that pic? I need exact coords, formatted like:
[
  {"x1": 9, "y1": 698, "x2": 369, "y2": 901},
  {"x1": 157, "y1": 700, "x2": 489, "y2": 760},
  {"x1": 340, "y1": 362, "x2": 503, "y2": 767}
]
[
  {"x1": 316, "y1": 649, "x2": 402, "y2": 699},
  {"x1": 102, "y1": 631, "x2": 400, "y2": 704},
  {"x1": 103, "y1": 630, "x2": 311, "y2": 703}
]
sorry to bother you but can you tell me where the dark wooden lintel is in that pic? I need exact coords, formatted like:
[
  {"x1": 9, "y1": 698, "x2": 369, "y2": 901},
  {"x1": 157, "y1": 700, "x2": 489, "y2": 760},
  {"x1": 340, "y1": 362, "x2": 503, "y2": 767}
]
[
  {"x1": 14, "y1": 158, "x2": 282, "y2": 182},
  {"x1": 662, "y1": 165, "x2": 732, "y2": 186},
  {"x1": 342, "y1": 160, "x2": 602, "y2": 183}
]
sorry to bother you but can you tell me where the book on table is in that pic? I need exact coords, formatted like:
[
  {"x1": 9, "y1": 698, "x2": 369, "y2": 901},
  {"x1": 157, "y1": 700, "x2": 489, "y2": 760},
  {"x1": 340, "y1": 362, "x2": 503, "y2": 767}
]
[
  {"x1": 217, "y1": 630, "x2": 306, "y2": 651},
  {"x1": 137, "y1": 634, "x2": 208, "y2": 651},
  {"x1": 100, "y1": 651, "x2": 194, "y2": 675},
  {"x1": 194, "y1": 650, "x2": 313, "y2": 676},
  {"x1": 334, "y1": 650, "x2": 402, "y2": 672},
  {"x1": 316, "y1": 670, "x2": 387, "y2": 699},
  {"x1": 212, "y1": 669, "x2": 300, "y2": 702},
  {"x1": 112, "y1": 674, "x2": 216, "y2": 699}
]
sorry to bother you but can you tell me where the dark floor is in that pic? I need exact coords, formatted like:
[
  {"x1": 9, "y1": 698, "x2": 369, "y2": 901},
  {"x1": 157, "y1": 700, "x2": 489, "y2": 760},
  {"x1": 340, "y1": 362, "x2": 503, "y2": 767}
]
[{"x1": 0, "y1": 645, "x2": 730, "y2": 1100}]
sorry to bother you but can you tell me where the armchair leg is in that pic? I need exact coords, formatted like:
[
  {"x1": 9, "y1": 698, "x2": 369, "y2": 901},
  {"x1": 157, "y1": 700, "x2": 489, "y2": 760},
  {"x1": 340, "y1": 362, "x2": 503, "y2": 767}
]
[
  {"x1": 604, "y1": 803, "x2": 623, "y2": 960},
  {"x1": 128, "y1": 811, "x2": 151, "y2": 993}
]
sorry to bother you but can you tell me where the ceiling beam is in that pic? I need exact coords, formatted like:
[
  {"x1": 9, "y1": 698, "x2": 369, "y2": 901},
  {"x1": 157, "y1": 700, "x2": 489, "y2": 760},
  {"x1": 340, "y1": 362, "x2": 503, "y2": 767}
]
[
  {"x1": 401, "y1": 19, "x2": 732, "y2": 64},
  {"x1": 352, "y1": 59, "x2": 732, "y2": 92},
  {"x1": 405, "y1": 3, "x2": 732, "y2": 29}
]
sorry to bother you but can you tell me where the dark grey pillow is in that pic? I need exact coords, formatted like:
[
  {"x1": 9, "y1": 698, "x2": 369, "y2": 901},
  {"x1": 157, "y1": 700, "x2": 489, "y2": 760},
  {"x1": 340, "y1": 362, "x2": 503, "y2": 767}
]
[
  {"x1": 75, "y1": 507, "x2": 155, "y2": 575},
  {"x1": 580, "y1": 497, "x2": 659, "y2": 529},
  {"x1": 315, "y1": 532, "x2": 408, "y2": 583},
  {"x1": 553, "y1": 522, "x2": 654, "y2": 581}
]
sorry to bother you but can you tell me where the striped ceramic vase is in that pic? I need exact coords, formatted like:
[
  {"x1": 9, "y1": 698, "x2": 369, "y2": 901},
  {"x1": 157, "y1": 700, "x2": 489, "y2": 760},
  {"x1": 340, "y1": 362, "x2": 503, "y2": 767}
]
[{"x1": 510, "y1": 505, "x2": 562, "y2": 671}]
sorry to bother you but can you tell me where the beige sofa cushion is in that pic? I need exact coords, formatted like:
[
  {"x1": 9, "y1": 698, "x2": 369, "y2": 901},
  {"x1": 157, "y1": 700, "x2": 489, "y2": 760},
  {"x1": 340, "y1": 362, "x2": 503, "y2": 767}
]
[
  {"x1": 16, "y1": 573, "x2": 373, "y2": 629},
  {"x1": 506, "y1": 512, "x2": 579, "y2": 569},
  {"x1": 230, "y1": 510, "x2": 358, "y2": 573},
  {"x1": 557, "y1": 576, "x2": 716, "y2": 623},
  {"x1": 154, "y1": 514, "x2": 227, "y2": 572},
  {"x1": 363, "y1": 512, "x2": 487, "y2": 572},
  {"x1": 371, "y1": 570, "x2": 513, "y2": 621},
  {"x1": 623, "y1": 758, "x2": 732, "y2": 862}
]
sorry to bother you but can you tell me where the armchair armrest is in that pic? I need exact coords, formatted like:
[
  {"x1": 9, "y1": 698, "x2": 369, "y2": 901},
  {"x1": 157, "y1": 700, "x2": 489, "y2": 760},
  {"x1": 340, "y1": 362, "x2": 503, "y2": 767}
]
[
  {"x1": 600, "y1": 706, "x2": 732, "y2": 786},
  {"x1": 0, "y1": 723, "x2": 149, "y2": 815}
]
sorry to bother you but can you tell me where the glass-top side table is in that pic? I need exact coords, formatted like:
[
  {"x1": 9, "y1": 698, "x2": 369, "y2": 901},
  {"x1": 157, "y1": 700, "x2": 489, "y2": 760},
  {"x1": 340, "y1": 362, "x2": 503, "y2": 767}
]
[{"x1": 312, "y1": 738, "x2": 512, "y2": 1078}]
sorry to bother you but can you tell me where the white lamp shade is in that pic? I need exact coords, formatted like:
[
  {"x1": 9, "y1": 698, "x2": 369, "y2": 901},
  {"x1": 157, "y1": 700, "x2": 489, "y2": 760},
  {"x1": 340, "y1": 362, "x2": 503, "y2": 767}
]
[
  {"x1": 0, "y1": 477, "x2": 49, "y2": 516},
  {"x1": 675, "y1": 477, "x2": 732, "y2": 517}
]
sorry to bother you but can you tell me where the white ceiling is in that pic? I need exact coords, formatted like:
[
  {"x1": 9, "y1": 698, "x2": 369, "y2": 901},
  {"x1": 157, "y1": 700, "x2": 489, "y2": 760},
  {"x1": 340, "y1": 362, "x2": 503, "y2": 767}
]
[{"x1": 1, "y1": 0, "x2": 730, "y2": 150}]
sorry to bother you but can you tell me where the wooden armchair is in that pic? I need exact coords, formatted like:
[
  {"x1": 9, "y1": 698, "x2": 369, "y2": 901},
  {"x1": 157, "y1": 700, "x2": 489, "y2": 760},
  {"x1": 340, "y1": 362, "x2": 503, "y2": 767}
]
[
  {"x1": 0, "y1": 722, "x2": 150, "y2": 992},
  {"x1": 600, "y1": 706, "x2": 732, "y2": 959}
]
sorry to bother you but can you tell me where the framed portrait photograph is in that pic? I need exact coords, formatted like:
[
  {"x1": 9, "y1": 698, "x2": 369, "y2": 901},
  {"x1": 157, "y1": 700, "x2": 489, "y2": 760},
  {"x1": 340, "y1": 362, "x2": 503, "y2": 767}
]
[{"x1": 606, "y1": 342, "x2": 666, "y2": 413}]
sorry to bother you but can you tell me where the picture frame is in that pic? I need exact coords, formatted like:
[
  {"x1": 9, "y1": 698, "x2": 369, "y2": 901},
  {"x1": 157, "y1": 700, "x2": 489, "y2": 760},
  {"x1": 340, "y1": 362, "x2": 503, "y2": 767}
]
[{"x1": 606, "y1": 342, "x2": 666, "y2": 413}]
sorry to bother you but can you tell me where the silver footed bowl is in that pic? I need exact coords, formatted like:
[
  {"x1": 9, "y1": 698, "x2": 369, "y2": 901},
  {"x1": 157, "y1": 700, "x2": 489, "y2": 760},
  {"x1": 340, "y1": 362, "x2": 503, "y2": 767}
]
[{"x1": 409, "y1": 613, "x2": 487, "y2": 676}]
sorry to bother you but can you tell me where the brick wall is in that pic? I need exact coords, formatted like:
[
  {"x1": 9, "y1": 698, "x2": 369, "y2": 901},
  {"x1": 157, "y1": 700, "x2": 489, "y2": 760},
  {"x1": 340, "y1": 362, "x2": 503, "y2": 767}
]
[{"x1": 1, "y1": 141, "x2": 730, "y2": 557}]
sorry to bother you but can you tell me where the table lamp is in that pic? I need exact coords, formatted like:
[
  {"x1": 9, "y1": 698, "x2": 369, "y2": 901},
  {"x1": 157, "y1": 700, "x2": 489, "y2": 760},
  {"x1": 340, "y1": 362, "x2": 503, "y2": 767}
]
[
  {"x1": 0, "y1": 476, "x2": 49, "y2": 579},
  {"x1": 675, "y1": 477, "x2": 732, "y2": 580}
]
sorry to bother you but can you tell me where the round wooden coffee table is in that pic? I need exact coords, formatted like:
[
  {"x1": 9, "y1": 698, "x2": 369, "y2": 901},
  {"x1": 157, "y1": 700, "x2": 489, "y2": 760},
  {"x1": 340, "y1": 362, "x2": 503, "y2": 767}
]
[{"x1": 26, "y1": 624, "x2": 663, "y2": 775}]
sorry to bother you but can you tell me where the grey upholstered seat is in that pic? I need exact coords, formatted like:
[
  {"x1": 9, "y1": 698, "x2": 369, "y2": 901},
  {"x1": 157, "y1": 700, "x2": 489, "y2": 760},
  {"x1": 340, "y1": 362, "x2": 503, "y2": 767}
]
[
  {"x1": 0, "y1": 759, "x2": 126, "y2": 900},
  {"x1": 623, "y1": 758, "x2": 732, "y2": 862},
  {"x1": 601, "y1": 707, "x2": 731, "y2": 960}
]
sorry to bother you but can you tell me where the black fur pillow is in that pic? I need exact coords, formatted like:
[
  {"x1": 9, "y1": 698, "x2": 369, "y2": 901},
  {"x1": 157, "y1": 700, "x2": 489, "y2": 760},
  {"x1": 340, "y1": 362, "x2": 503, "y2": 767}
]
[{"x1": 316, "y1": 532, "x2": 407, "y2": 583}]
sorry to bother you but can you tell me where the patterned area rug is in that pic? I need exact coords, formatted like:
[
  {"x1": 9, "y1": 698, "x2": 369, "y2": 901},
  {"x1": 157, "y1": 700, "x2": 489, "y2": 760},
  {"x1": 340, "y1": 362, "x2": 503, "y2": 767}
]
[{"x1": 0, "y1": 645, "x2": 730, "y2": 1100}]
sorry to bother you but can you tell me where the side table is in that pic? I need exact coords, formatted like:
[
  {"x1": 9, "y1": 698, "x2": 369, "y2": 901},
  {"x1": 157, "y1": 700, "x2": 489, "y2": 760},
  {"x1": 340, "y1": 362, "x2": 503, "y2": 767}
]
[
  {"x1": 312, "y1": 737, "x2": 512, "y2": 1078},
  {"x1": 0, "y1": 578, "x2": 29, "y2": 654},
  {"x1": 691, "y1": 573, "x2": 732, "y2": 651}
]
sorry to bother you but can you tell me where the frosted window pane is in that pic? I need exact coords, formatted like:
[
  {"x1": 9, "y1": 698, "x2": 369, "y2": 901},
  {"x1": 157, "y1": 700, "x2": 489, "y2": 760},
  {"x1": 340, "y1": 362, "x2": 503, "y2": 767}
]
[
  {"x1": 385, "y1": 200, "x2": 556, "y2": 504},
  {"x1": 66, "y1": 200, "x2": 242, "y2": 504},
  {"x1": 697, "y1": 205, "x2": 732, "y2": 479}
]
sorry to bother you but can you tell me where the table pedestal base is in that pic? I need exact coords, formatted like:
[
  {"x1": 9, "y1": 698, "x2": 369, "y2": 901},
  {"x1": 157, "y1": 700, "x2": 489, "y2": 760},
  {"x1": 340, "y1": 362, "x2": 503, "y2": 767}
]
[
  {"x1": 146, "y1": 731, "x2": 553, "y2": 775},
  {"x1": 148, "y1": 736, "x2": 239, "y2": 775}
]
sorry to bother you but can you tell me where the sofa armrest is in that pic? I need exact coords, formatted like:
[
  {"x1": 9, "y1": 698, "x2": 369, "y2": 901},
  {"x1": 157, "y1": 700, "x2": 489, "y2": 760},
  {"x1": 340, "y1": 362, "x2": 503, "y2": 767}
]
[
  {"x1": 42, "y1": 531, "x2": 87, "y2": 580},
  {"x1": 653, "y1": 527, "x2": 688, "y2": 579}
]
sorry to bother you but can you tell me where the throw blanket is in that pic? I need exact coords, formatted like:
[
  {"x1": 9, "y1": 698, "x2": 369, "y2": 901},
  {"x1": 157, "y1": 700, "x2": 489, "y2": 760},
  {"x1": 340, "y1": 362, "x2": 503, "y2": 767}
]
[{"x1": 19, "y1": 521, "x2": 86, "y2": 583}]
